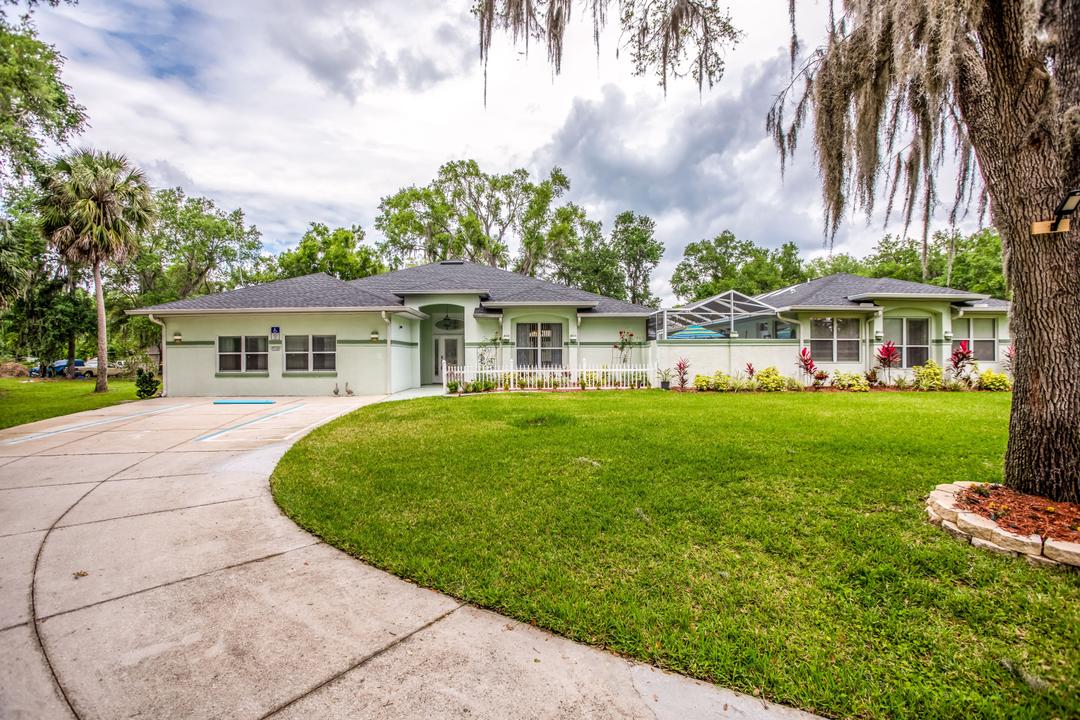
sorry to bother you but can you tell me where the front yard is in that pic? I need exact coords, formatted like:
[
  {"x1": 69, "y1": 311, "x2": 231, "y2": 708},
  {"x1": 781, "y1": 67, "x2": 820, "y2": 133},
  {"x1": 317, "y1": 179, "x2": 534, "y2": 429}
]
[
  {"x1": 272, "y1": 391, "x2": 1079, "y2": 719},
  {"x1": 0, "y1": 378, "x2": 139, "y2": 430}
]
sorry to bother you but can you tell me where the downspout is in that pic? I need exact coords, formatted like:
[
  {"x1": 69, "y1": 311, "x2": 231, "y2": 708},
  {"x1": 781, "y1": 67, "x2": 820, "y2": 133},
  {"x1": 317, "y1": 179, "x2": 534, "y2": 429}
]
[
  {"x1": 576, "y1": 314, "x2": 582, "y2": 370},
  {"x1": 382, "y1": 311, "x2": 392, "y2": 395},
  {"x1": 147, "y1": 313, "x2": 167, "y2": 397}
]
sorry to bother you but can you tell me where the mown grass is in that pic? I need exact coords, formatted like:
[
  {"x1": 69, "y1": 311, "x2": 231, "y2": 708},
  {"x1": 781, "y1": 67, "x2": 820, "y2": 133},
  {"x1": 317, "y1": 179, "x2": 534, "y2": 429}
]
[
  {"x1": 272, "y1": 391, "x2": 1079, "y2": 719},
  {"x1": 0, "y1": 377, "x2": 139, "y2": 430}
]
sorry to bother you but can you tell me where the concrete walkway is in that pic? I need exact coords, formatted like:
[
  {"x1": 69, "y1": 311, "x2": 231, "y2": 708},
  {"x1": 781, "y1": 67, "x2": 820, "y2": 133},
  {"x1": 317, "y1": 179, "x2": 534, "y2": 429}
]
[{"x1": 0, "y1": 394, "x2": 818, "y2": 719}]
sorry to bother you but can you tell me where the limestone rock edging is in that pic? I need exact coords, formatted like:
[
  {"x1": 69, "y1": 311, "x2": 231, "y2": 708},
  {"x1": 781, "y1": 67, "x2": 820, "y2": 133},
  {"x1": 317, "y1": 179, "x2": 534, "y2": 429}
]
[{"x1": 924, "y1": 483, "x2": 1078, "y2": 569}]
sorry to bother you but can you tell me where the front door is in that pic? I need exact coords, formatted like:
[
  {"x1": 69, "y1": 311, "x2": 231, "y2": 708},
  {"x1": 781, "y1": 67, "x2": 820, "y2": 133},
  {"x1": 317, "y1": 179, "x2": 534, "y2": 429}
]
[{"x1": 433, "y1": 336, "x2": 462, "y2": 383}]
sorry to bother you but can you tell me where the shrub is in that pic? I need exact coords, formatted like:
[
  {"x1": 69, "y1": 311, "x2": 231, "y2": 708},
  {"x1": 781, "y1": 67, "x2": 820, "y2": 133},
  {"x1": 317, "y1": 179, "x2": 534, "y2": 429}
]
[
  {"x1": 756, "y1": 366, "x2": 787, "y2": 392},
  {"x1": 674, "y1": 357, "x2": 690, "y2": 390},
  {"x1": 978, "y1": 369, "x2": 1012, "y2": 391},
  {"x1": 711, "y1": 371, "x2": 732, "y2": 391},
  {"x1": 135, "y1": 368, "x2": 160, "y2": 399},
  {"x1": 797, "y1": 347, "x2": 816, "y2": 378},
  {"x1": 745, "y1": 362, "x2": 755, "y2": 378},
  {"x1": 875, "y1": 341, "x2": 901, "y2": 384},
  {"x1": 893, "y1": 376, "x2": 911, "y2": 390},
  {"x1": 812, "y1": 369, "x2": 830, "y2": 388},
  {"x1": 447, "y1": 380, "x2": 460, "y2": 394},
  {"x1": 832, "y1": 371, "x2": 869, "y2": 392},
  {"x1": 864, "y1": 368, "x2": 880, "y2": 386},
  {"x1": 784, "y1": 376, "x2": 804, "y2": 391},
  {"x1": 912, "y1": 361, "x2": 943, "y2": 391},
  {"x1": 693, "y1": 374, "x2": 712, "y2": 391}
]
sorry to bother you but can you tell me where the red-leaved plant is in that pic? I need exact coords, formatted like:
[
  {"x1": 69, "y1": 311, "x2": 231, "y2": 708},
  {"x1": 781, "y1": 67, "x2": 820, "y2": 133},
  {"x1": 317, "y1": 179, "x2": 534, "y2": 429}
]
[
  {"x1": 797, "y1": 347, "x2": 816, "y2": 379},
  {"x1": 675, "y1": 357, "x2": 690, "y2": 390},
  {"x1": 949, "y1": 340, "x2": 975, "y2": 386},
  {"x1": 812, "y1": 369, "x2": 830, "y2": 387},
  {"x1": 745, "y1": 362, "x2": 755, "y2": 378},
  {"x1": 875, "y1": 341, "x2": 901, "y2": 385},
  {"x1": 1003, "y1": 345, "x2": 1014, "y2": 376}
]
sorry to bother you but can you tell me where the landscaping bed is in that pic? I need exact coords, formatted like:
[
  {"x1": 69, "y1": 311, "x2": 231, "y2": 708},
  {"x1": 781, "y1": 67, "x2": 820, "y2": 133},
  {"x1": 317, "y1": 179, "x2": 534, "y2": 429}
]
[
  {"x1": 957, "y1": 485, "x2": 1080, "y2": 543},
  {"x1": 273, "y1": 391, "x2": 1079, "y2": 720}
]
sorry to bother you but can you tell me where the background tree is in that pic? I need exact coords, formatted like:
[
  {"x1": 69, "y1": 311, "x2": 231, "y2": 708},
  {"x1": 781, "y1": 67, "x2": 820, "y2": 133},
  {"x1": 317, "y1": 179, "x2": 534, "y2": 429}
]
[
  {"x1": 610, "y1": 210, "x2": 662, "y2": 307},
  {"x1": 277, "y1": 223, "x2": 385, "y2": 280},
  {"x1": 671, "y1": 232, "x2": 807, "y2": 301},
  {"x1": 545, "y1": 206, "x2": 627, "y2": 299},
  {"x1": 376, "y1": 160, "x2": 574, "y2": 270},
  {"x1": 0, "y1": 3, "x2": 84, "y2": 190},
  {"x1": 476, "y1": 0, "x2": 1078, "y2": 501},
  {"x1": 0, "y1": 217, "x2": 30, "y2": 306},
  {"x1": 37, "y1": 149, "x2": 154, "y2": 392}
]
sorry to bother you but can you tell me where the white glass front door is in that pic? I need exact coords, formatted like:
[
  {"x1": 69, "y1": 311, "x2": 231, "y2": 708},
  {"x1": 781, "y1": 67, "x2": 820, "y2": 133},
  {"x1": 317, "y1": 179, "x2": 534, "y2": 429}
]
[{"x1": 433, "y1": 336, "x2": 462, "y2": 382}]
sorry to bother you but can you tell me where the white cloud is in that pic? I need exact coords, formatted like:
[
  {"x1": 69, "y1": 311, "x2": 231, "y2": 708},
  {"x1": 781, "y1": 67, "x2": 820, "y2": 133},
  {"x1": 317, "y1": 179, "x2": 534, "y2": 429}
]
[{"x1": 33, "y1": 1, "x2": 979, "y2": 304}]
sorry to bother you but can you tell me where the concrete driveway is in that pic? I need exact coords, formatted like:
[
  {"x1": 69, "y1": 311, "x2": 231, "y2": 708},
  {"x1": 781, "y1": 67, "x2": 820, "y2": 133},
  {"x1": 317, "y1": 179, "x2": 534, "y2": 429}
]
[{"x1": 0, "y1": 395, "x2": 816, "y2": 719}]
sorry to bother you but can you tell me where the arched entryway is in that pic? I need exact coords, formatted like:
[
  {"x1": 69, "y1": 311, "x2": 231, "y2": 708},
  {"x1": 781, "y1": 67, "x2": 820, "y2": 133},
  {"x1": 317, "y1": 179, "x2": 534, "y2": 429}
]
[{"x1": 419, "y1": 303, "x2": 465, "y2": 385}]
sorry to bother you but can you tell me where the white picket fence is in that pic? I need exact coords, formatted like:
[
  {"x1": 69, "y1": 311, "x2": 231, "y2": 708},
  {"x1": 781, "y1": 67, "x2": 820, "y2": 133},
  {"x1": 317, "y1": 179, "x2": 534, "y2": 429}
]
[{"x1": 443, "y1": 363, "x2": 651, "y2": 393}]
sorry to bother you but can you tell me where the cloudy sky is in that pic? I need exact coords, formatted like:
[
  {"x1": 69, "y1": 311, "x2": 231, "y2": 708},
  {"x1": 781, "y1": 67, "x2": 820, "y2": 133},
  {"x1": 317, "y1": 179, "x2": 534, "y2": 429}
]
[{"x1": 33, "y1": 0, "x2": 976, "y2": 303}]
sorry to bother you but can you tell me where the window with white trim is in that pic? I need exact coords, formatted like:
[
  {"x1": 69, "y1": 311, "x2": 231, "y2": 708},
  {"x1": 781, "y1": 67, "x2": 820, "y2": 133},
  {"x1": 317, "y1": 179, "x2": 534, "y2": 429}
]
[
  {"x1": 285, "y1": 335, "x2": 337, "y2": 372},
  {"x1": 515, "y1": 323, "x2": 563, "y2": 367},
  {"x1": 809, "y1": 317, "x2": 860, "y2": 362},
  {"x1": 952, "y1": 318, "x2": 995, "y2": 361},
  {"x1": 883, "y1": 318, "x2": 930, "y2": 367},
  {"x1": 218, "y1": 336, "x2": 268, "y2": 372}
]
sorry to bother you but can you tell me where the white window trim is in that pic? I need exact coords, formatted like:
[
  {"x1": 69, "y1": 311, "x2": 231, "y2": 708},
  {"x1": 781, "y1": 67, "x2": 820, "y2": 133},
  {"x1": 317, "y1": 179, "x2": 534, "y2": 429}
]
[
  {"x1": 515, "y1": 322, "x2": 564, "y2": 367},
  {"x1": 952, "y1": 318, "x2": 996, "y2": 362},
  {"x1": 218, "y1": 335, "x2": 268, "y2": 373},
  {"x1": 284, "y1": 334, "x2": 337, "y2": 373},
  {"x1": 809, "y1": 317, "x2": 861, "y2": 363}
]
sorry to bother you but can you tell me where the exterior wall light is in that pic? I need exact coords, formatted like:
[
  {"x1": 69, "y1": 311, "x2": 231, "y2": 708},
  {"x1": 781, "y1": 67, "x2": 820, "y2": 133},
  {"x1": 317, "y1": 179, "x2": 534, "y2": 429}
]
[
  {"x1": 943, "y1": 330, "x2": 953, "y2": 341},
  {"x1": 173, "y1": 332, "x2": 182, "y2": 343},
  {"x1": 370, "y1": 330, "x2": 380, "y2": 342},
  {"x1": 874, "y1": 330, "x2": 884, "y2": 341},
  {"x1": 1033, "y1": 188, "x2": 1079, "y2": 234}
]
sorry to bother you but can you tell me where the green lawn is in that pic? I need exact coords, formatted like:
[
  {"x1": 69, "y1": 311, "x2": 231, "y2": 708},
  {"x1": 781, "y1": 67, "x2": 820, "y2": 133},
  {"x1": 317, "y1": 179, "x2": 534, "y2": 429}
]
[
  {"x1": 272, "y1": 392, "x2": 1079, "y2": 719},
  {"x1": 0, "y1": 377, "x2": 140, "y2": 430}
]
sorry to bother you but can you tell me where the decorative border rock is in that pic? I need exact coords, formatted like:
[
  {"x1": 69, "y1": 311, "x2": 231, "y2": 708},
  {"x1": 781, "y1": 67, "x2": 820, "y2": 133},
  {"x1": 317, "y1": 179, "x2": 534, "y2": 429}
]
[{"x1": 924, "y1": 482, "x2": 1078, "y2": 569}]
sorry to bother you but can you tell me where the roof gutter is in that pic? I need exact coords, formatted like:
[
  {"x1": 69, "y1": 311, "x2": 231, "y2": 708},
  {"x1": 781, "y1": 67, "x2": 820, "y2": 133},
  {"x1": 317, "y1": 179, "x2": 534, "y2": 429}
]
[
  {"x1": 126, "y1": 307, "x2": 430, "y2": 320},
  {"x1": 846, "y1": 292, "x2": 986, "y2": 302}
]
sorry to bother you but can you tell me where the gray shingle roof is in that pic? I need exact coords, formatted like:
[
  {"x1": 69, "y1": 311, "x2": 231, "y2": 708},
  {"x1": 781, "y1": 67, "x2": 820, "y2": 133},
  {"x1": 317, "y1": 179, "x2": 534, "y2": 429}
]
[
  {"x1": 133, "y1": 273, "x2": 402, "y2": 312},
  {"x1": 350, "y1": 260, "x2": 653, "y2": 315},
  {"x1": 960, "y1": 297, "x2": 1012, "y2": 311},
  {"x1": 757, "y1": 273, "x2": 991, "y2": 309}
]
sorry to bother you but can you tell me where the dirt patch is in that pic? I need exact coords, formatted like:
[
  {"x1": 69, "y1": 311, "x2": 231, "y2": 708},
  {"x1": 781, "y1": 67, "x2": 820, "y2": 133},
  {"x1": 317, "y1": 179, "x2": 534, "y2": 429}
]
[
  {"x1": 0, "y1": 362, "x2": 29, "y2": 377},
  {"x1": 956, "y1": 485, "x2": 1080, "y2": 543}
]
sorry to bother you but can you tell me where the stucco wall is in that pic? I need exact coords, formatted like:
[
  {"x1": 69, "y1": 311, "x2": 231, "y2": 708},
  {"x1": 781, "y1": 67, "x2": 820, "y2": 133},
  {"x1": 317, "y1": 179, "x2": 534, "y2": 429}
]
[{"x1": 159, "y1": 312, "x2": 392, "y2": 397}]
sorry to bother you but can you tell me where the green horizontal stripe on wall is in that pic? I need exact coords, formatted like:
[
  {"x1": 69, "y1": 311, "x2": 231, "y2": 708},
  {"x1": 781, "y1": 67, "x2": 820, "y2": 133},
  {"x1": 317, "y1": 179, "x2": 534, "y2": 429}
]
[
  {"x1": 166, "y1": 340, "x2": 214, "y2": 346},
  {"x1": 390, "y1": 340, "x2": 418, "y2": 347},
  {"x1": 214, "y1": 372, "x2": 269, "y2": 378},
  {"x1": 577, "y1": 341, "x2": 647, "y2": 347},
  {"x1": 657, "y1": 339, "x2": 800, "y2": 346},
  {"x1": 337, "y1": 339, "x2": 384, "y2": 345},
  {"x1": 282, "y1": 371, "x2": 337, "y2": 378}
]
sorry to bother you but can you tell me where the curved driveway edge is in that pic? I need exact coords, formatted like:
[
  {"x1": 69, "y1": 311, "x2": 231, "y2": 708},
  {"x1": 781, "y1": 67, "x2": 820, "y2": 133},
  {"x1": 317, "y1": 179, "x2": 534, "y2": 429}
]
[{"x1": 0, "y1": 394, "x2": 819, "y2": 719}]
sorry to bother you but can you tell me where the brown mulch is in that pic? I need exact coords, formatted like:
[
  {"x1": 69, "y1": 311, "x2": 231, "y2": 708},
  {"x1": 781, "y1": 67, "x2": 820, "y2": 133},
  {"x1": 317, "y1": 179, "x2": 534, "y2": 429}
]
[
  {"x1": 956, "y1": 485, "x2": 1080, "y2": 543},
  {"x1": 0, "y1": 361, "x2": 29, "y2": 377}
]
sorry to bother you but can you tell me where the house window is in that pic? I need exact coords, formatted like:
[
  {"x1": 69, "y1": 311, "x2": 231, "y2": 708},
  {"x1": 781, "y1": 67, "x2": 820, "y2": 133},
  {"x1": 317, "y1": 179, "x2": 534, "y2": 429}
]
[
  {"x1": 952, "y1": 318, "x2": 995, "y2": 361},
  {"x1": 883, "y1": 318, "x2": 930, "y2": 367},
  {"x1": 516, "y1": 323, "x2": 563, "y2": 367},
  {"x1": 285, "y1": 335, "x2": 337, "y2": 372},
  {"x1": 809, "y1": 317, "x2": 860, "y2": 362},
  {"x1": 218, "y1": 336, "x2": 268, "y2": 373}
]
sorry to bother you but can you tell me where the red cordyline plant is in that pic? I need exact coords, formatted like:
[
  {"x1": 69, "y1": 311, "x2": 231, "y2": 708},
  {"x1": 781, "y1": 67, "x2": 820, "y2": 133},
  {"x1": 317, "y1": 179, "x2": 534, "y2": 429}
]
[
  {"x1": 949, "y1": 340, "x2": 975, "y2": 386},
  {"x1": 674, "y1": 357, "x2": 690, "y2": 390},
  {"x1": 797, "y1": 347, "x2": 816, "y2": 378},
  {"x1": 875, "y1": 341, "x2": 901, "y2": 385},
  {"x1": 745, "y1": 362, "x2": 755, "y2": 378}
]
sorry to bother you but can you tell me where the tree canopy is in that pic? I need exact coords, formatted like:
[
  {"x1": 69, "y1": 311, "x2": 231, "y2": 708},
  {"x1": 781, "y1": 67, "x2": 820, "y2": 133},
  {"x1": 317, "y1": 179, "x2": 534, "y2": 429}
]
[{"x1": 277, "y1": 223, "x2": 385, "y2": 281}]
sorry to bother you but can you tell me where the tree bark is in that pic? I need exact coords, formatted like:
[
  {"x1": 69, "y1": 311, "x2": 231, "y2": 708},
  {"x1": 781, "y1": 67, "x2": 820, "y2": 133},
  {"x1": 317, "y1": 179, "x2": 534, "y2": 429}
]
[
  {"x1": 93, "y1": 260, "x2": 109, "y2": 393},
  {"x1": 957, "y1": 1, "x2": 1080, "y2": 503}
]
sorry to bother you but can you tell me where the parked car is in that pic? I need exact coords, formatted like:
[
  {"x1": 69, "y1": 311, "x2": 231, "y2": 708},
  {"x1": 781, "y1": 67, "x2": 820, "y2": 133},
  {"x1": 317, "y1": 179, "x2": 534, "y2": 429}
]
[
  {"x1": 82, "y1": 358, "x2": 124, "y2": 378},
  {"x1": 45, "y1": 359, "x2": 85, "y2": 378}
]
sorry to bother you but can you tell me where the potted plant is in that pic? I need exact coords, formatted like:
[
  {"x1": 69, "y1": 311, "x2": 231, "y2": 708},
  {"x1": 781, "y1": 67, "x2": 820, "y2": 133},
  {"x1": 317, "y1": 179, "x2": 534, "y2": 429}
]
[{"x1": 656, "y1": 367, "x2": 672, "y2": 390}]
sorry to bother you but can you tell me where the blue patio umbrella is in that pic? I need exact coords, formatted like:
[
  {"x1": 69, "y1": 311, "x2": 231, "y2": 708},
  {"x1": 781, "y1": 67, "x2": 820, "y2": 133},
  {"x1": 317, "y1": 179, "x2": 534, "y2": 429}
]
[{"x1": 668, "y1": 324, "x2": 726, "y2": 339}]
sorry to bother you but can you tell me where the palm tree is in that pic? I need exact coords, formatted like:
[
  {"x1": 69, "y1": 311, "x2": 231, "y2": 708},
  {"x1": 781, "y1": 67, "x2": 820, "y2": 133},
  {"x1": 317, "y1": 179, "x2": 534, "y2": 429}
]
[{"x1": 37, "y1": 149, "x2": 154, "y2": 392}]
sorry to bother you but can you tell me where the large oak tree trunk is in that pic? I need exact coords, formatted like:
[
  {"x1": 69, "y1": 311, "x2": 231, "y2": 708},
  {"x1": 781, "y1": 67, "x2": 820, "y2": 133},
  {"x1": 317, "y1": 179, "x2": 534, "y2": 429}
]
[
  {"x1": 93, "y1": 260, "x2": 109, "y2": 393},
  {"x1": 958, "y1": 1, "x2": 1080, "y2": 503}
]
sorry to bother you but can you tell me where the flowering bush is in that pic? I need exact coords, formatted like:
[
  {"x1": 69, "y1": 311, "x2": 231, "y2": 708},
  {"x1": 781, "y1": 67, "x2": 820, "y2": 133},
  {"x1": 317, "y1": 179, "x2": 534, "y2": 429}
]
[
  {"x1": 756, "y1": 366, "x2": 787, "y2": 392},
  {"x1": 978, "y1": 369, "x2": 1012, "y2": 391},
  {"x1": 913, "y1": 360, "x2": 944, "y2": 391},
  {"x1": 674, "y1": 357, "x2": 691, "y2": 390},
  {"x1": 693, "y1": 374, "x2": 712, "y2": 391},
  {"x1": 875, "y1": 341, "x2": 901, "y2": 384},
  {"x1": 711, "y1": 371, "x2": 732, "y2": 391},
  {"x1": 832, "y1": 371, "x2": 870, "y2": 392}
]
